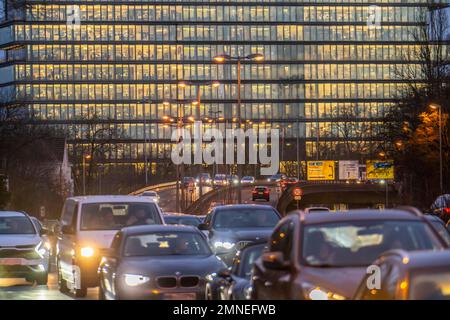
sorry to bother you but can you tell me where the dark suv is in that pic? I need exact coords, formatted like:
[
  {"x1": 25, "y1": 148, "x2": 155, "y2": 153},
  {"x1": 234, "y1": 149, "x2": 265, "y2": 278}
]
[{"x1": 252, "y1": 208, "x2": 448, "y2": 300}]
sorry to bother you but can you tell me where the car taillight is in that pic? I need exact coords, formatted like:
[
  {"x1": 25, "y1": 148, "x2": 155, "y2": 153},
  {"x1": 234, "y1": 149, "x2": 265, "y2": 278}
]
[
  {"x1": 444, "y1": 208, "x2": 450, "y2": 214},
  {"x1": 264, "y1": 191, "x2": 269, "y2": 194},
  {"x1": 252, "y1": 191, "x2": 257, "y2": 194}
]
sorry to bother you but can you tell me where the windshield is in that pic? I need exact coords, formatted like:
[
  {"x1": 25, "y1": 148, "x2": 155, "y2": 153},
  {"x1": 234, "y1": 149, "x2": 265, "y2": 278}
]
[
  {"x1": 410, "y1": 269, "x2": 450, "y2": 300},
  {"x1": 213, "y1": 208, "x2": 279, "y2": 229},
  {"x1": 240, "y1": 245, "x2": 265, "y2": 279},
  {"x1": 430, "y1": 220, "x2": 450, "y2": 246},
  {"x1": 0, "y1": 216, "x2": 35, "y2": 235},
  {"x1": 164, "y1": 216, "x2": 202, "y2": 227},
  {"x1": 124, "y1": 232, "x2": 211, "y2": 257},
  {"x1": 302, "y1": 220, "x2": 442, "y2": 267},
  {"x1": 80, "y1": 202, "x2": 161, "y2": 231}
]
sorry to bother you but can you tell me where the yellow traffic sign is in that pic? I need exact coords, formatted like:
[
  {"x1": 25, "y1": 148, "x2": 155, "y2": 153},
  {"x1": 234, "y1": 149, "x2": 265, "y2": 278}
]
[
  {"x1": 307, "y1": 161, "x2": 335, "y2": 181},
  {"x1": 366, "y1": 160, "x2": 394, "y2": 180}
]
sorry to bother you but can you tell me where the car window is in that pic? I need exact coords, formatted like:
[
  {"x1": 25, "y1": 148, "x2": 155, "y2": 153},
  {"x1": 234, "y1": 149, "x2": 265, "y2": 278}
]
[
  {"x1": 61, "y1": 200, "x2": 77, "y2": 226},
  {"x1": 430, "y1": 220, "x2": 450, "y2": 246},
  {"x1": 302, "y1": 220, "x2": 443, "y2": 267},
  {"x1": 213, "y1": 208, "x2": 280, "y2": 229},
  {"x1": 239, "y1": 244, "x2": 265, "y2": 279},
  {"x1": 80, "y1": 202, "x2": 162, "y2": 231},
  {"x1": 0, "y1": 216, "x2": 35, "y2": 235},
  {"x1": 410, "y1": 268, "x2": 450, "y2": 300},
  {"x1": 124, "y1": 232, "x2": 211, "y2": 257},
  {"x1": 270, "y1": 220, "x2": 294, "y2": 260}
]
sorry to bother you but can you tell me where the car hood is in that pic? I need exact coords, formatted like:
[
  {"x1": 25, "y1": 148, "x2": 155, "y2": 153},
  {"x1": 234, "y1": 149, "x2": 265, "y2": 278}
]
[
  {"x1": 212, "y1": 228, "x2": 272, "y2": 242},
  {"x1": 301, "y1": 266, "x2": 367, "y2": 299},
  {"x1": 118, "y1": 255, "x2": 225, "y2": 277},
  {"x1": 0, "y1": 234, "x2": 41, "y2": 247}
]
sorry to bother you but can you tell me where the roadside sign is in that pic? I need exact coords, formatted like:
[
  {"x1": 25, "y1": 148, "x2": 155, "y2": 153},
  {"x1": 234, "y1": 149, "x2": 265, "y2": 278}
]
[
  {"x1": 292, "y1": 187, "x2": 303, "y2": 201},
  {"x1": 366, "y1": 160, "x2": 394, "y2": 180},
  {"x1": 338, "y1": 160, "x2": 359, "y2": 180},
  {"x1": 307, "y1": 161, "x2": 335, "y2": 181}
]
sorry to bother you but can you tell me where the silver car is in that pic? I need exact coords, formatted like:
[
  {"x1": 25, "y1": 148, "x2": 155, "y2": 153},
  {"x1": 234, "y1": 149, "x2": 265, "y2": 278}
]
[{"x1": 0, "y1": 211, "x2": 50, "y2": 285}]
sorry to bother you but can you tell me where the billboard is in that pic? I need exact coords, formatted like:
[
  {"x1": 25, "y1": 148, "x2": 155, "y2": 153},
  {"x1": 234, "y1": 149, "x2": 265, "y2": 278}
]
[
  {"x1": 339, "y1": 161, "x2": 359, "y2": 180},
  {"x1": 366, "y1": 160, "x2": 394, "y2": 180},
  {"x1": 307, "y1": 161, "x2": 335, "y2": 181}
]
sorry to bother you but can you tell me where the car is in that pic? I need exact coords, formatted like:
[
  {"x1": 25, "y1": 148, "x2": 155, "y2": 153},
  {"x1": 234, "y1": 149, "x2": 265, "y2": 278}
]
[
  {"x1": 140, "y1": 191, "x2": 160, "y2": 203},
  {"x1": 252, "y1": 186, "x2": 270, "y2": 202},
  {"x1": 30, "y1": 216, "x2": 55, "y2": 261},
  {"x1": 267, "y1": 173, "x2": 287, "y2": 184},
  {"x1": 304, "y1": 207, "x2": 331, "y2": 214},
  {"x1": 196, "y1": 173, "x2": 212, "y2": 186},
  {"x1": 182, "y1": 177, "x2": 196, "y2": 189},
  {"x1": 0, "y1": 211, "x2": 51, "y2": 285},
  {"x1": 164, "y1": 214, "x2": 203, "y2": 227},
  {"x1": 205, "y1": 242, "x2": 266, "y2": 300},
  {"x1": 213, "y1": 174, "x2": 228, "y2": 187},
  {"x1": 226, "y1": 175, "x2": 240, "y2": 185},
  {"x1": 431, "y1": 194, "x2": 450, "y2": 223},
  {"x1": 354, "y1": 250, "x2": 450, "y2": 300},
  {"x1": 241, "y1": 176, "x2": 256, "y2": 184},
  {"x1": 252, "y1": 208, "x2": 448, "y2": 300},
  {"x1": 424, "y1": 215, "x2": 450, "y2": 246},
  {"x1": 98, "y1": 225, "x2": 226, "y2": 300},
  {"x1": 199, "y1": 204, "x2": 281, "y2": 265},
  {"x1": 56, "y1": 195, "x2": 165, "y2": 297},
  {"x1": 281, "y1": 177, "x2": 299, "y2": 189}
]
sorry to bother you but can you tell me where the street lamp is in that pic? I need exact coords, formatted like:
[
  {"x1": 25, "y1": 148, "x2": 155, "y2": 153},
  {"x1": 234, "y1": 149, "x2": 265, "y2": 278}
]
[
  {"x1": 178, "y1": 80, "x2": 221, "y2": 197},
  {"x1": 430, "y1": 103, "x2": 443, "y2": 195},
  {"x1": 82, "y1": 154, "x2": 91, "y2": 196},
  {"x1": 213, "y1": 53, "x2": 264, "y2": 203}
]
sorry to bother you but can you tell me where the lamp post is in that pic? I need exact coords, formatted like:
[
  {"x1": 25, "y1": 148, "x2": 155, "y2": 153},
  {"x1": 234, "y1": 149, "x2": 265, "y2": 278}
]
[
  {"x1": 82, "y1": 154, "x2": 91, "y2": 196},
  {"x1": 430, "y1": 103, "x2": 443, "y2": 195},
  {"x1": 213, "y1": 53, "x2": 264, "y2": 203},
  {"x1": 162, "y1": 99, "x2": 197, "y2": 212},
  {"x1": 178, "y1": 80, "x2": 221, "y2": 198}
]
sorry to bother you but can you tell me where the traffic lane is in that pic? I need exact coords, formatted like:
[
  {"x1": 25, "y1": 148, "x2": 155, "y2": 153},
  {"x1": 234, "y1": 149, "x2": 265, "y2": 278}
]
[
  {"x1": 0, "y1": 273, "x2": 99, "y2": 300},
  {"x1": 158, "y1": 185, "x2": 212, "y2": 213}
]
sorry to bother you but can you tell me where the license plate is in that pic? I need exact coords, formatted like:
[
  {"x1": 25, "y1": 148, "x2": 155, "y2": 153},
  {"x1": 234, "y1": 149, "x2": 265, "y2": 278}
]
[
  {"x1": 0, "y1": 258, "x2": 24, "y2": 265},
  {"x1": 164, "y1": 293, "x2": 196, "y2": 300},
  {"x1": 258, "y1": 192, "x2": 263, "y2": 195}
]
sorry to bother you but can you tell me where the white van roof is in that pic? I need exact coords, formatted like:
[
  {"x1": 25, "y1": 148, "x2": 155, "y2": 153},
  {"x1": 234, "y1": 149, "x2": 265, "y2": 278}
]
[{"x1": 66, "y1": 195, "x2": 157, "y2": 204}]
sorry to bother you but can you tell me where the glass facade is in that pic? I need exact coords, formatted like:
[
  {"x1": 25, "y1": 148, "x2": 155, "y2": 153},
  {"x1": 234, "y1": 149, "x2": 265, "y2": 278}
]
[{"x1": 0, "y1": 0, "x2": 447, "y2": 177}]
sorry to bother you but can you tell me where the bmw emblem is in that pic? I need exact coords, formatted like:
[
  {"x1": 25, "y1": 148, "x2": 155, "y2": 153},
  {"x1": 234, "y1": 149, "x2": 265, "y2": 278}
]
[{"x1": 175, "y1": 271, "x2": 181, "y2": 276}]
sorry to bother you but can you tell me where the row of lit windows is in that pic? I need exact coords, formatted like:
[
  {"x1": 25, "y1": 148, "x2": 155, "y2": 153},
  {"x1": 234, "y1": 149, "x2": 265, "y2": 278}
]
[
  {"x1": 16, "y1": 82, "x2": 410, "y2": 101},
  {"x1": 14, "y1": 24, "x2": 420, "y2": 42},
  {"x1": 21, "y1": 0, "x2": 439, "y2": 4},
  {"x1": 30, "y1": 4, "x2": 424, "y2": 23},
  {"x1": 30, "y1": 102, "x2": 391, "y2": 122},
  {"x1": 25, "y1": 44, "x2": 424, "y2": 62},
  {"x1": 16, "y1": 63, "x2": 419, "y2": 81}
]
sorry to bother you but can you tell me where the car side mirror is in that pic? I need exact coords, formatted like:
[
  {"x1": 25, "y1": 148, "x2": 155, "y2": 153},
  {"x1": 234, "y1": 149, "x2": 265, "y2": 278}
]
[
  {"x1": 262, "y1": 251, "x2": 290, "y2": 270},
  {"x1": 61, "y1": 225, "x2": 75, "y2": 235},
  {"x1": 198, "y1": 223, "x2": 209, "y2": 231},
  {"x1": 218, "y1": 268, "x2": 232, "y2": 279}
]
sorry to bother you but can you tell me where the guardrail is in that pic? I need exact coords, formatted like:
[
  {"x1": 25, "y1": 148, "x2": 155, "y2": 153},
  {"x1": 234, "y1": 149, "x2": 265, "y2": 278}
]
[{"x1": 129, "y1": 181, "x2": 177, "y2": 196}]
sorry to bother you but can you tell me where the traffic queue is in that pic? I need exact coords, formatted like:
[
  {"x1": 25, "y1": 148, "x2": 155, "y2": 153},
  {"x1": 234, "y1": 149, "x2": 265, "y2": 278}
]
[{"x1": 1, "y1": 191, "x2": 450, "y2": 300}]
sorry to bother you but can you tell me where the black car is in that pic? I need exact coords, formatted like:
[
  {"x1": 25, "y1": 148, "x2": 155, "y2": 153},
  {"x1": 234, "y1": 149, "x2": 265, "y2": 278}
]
[
  {"x1": 199, "y1": 204, "x2": 281, "y2": 265},
  {"x1": 355, "y1": 249, "x2": 450, "y2": 300},
  {"x1": 164, "y1": 214, "x2": 203, "y2": 227},
  {"x1": 98, "y1": 225, "x2": 226, "y2": 300},
  {"x1": 206, "y1": 242, "x2": 266, "y2": 300},
  {"x1": 252, "y1": 186, "x2": 270, "y2": 201}
]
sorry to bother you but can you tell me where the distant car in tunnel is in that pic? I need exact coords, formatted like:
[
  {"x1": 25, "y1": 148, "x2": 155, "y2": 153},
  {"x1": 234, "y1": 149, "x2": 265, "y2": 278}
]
[
  {"x1": 140, "y1": 191, "x2": 160, "y2": 203},
  {"x1": 241, "y1": 176, "x2": 256, "y2": 184},
  {"x1": 252, "y1": 186, "x2": 270, "y2": 202},
  {"x1": 304, "y1": 207, "x2": 330, "y2": 214},
  {"x1": 267, "y1": 174, "x2": 287, "y2": 185},
  {"x1": 198, "y1": 204, "x2": 281, "y2": 265},
  {"x1": 98, "y1": 225, "x2": 226, "y2": 300}
]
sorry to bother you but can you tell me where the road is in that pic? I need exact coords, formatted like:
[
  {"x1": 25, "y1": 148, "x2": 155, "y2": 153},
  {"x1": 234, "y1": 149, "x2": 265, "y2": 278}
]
[{"x1": 154, "y1": 185, "x2": 213, "y2": 213}]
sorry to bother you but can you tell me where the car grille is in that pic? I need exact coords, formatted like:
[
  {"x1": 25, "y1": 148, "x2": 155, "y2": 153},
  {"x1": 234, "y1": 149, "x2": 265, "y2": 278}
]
[
  {"x1": 236, "y1": 241, "x2": 253, "y2": 250},
  {"x1": 157, "y1": 276, "x2": 200, "y2": 288},
  {"x1": 0, "y1": 247, "x2": 39, "y2": 260}
]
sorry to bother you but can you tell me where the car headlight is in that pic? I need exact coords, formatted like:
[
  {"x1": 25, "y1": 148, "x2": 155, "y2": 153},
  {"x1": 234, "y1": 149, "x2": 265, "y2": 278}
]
[
  {"x1": 303, "y1": 283, "x2": 345, "y2": 300},
  {"x1": 80, "y1": 247, "x2": 95, "y2": 258},
  {"x1": 214, "y1": 241, "x2": 235, "y2": 250},
  {"x1": 124, "y1": 274, "x2": 150, "y2": 287},
  {"x1": 35, "y1": 241, "x2": 47, "y2": 258},
  {"x1": 244, "y1": 285, "x2": 253, "y2": 300}
]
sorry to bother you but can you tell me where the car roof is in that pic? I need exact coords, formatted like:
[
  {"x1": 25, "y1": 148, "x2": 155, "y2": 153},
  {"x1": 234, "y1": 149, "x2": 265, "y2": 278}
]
[
  {"x1": 121, "y1": 224, "x2": 199, "y2": 236},
  {"x1": 164, "y1": 214, "x2": 201, "y2": 219},
  {"x1": 0, "y1": 211, "x2": 28, "y2": 218},
  {"x1": 214, "y1": 204, "x2": 275, "y2": 211},
  {"x1": 384, "y1": 250, "x2": 450, "y2": 269},
  {"x1": 296, "y1": 209, "x2": 424, "y2": 224},
  {"x1": 65, "y1": 195, "x2": 158, "y2": 204}
]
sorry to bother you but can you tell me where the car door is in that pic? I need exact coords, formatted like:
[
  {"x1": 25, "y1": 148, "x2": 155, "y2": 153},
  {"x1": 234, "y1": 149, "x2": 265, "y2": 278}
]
[
  {"x1": 57, "y1": 200, "x2": 78, "y2": 280},
  {"x1": 253, "y1": 220, "x2": 294, "y2": 299},
  {"x1": 100, "y1": 231, "x2": 122, "y2": 298}
]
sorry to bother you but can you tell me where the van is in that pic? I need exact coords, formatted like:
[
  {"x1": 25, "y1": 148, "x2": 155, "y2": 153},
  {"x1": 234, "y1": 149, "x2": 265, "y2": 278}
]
[{"x1": 56, "y1": 195, "x2": 164, "y2": 297}]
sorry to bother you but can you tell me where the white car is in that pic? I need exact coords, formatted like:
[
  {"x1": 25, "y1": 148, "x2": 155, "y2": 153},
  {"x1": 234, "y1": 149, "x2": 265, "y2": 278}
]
[
  {"x1": 56, "y1": 195, "x2": 164, "y2": 297},
  {"x1": 241, "y1": 176, "x2": 256, "y2": 184},
  {"x1": 0, "y1": 211, "x2": 51, "y2": 285},
  {"x1": 140, "y1": 191, "x2": 160, "y2": 203}
]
